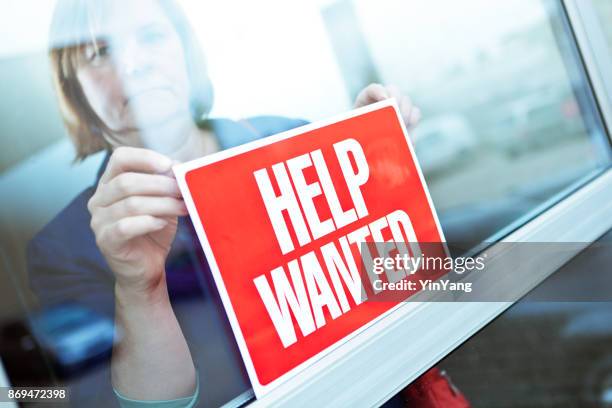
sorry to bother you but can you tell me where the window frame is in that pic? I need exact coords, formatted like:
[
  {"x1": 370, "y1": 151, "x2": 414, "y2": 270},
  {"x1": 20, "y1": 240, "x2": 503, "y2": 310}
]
[
  {"x1": 1, "y1": 1, "x2": 611, "y2": 407},
  {"x1": 565, "y1": 0, "x2": 612, "y2": 138}
]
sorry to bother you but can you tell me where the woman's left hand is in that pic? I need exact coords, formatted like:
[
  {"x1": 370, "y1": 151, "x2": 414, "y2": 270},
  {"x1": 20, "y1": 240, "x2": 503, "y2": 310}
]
[{"x1": 354, "y1": 83, "x2": 422, "y2": 131}]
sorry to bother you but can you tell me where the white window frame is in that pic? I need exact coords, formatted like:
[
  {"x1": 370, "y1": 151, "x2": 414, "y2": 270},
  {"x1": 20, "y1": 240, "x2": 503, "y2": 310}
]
[
  {"x1": 565, "y1": 0, "x2": 612, "y2": 135},
  {"x1": 1, "y1": 1, "x2": 611, "y2": 407}
]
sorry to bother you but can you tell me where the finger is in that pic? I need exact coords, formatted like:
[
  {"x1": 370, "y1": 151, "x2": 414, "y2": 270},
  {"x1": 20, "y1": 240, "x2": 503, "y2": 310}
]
[
  {"x1": 385, "y1": 84, "x2": 403, "y2": 103},
  {"x1": 355, "y1": 83, "x2": 388, "y2": 107},
  {"x1": 100, "y1": 147, "x2": 173, "y2": 184},
  {"x1": 96, "y1": 173, "x2": 182, "y2": 207},
  {"x1": 106, "y1": 196, "x2": 188, "y2": 221},
  {"x1": 399, "y1": 95, "x2": 414, "y2": 124},
  {"x1": 101, "y1": 215, "x2": 169, "y2": 247},
  {"x1": 400, "y1": 95, "x2": 414, "y2": 112},
  {"x1": 408, "y1": 106, "x2": 422, "y2": 129},
  {"x1": 399, "y1": 96, "x2": 421, "y2": 128},
  {"x1": 365, "y1": 83, "x2": 389, "y2": 103}
]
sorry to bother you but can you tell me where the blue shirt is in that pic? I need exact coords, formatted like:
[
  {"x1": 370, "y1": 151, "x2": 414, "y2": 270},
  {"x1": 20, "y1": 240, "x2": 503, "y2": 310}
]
[{"x1": 27, "y1": 116, "x2": 308, "y2": 408}]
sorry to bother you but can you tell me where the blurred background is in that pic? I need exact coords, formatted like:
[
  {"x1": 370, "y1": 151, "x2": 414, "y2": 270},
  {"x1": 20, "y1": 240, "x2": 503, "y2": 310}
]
[{"x1": 0, "y1": 0, "x2": 611, "y2": 407}]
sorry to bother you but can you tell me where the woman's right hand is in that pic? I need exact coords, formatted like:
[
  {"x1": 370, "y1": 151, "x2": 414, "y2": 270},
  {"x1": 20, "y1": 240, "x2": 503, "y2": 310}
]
[{"x1": 87, "y1": 147, "x2": 188, "y2": 296}]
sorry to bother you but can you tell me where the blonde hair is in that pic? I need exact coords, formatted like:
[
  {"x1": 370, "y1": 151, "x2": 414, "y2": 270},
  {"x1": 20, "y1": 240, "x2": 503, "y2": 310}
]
[{"x1": 49, "y1": 0, "x2": 214, "y2": 161}]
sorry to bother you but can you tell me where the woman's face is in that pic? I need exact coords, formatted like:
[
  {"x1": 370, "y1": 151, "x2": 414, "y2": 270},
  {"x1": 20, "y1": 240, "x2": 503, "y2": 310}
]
[{"x1": 75, "y1": 0, "x2": 192, "y2": 143}]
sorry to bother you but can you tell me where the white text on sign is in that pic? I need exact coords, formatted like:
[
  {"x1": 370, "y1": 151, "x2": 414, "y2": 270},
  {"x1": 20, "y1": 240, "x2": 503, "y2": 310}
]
[{"x1": 253, "y1": 138, "x2": 421, "y2": 348}]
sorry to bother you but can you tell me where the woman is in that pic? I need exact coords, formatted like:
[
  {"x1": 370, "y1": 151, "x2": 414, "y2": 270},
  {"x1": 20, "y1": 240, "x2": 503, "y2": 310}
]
[{"x1": 28, "y1": 0, "x2": 467, "y2": 407}]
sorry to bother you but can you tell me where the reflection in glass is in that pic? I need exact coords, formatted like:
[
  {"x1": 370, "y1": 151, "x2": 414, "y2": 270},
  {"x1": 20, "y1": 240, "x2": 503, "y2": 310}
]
[{"x1": 0, "y1": 0, "x2": 610, "y2": 407}]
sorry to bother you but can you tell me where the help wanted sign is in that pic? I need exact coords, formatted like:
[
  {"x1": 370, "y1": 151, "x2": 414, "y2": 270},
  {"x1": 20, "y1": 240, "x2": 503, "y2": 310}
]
[{"x1": 174, "y1": 99, "x2": 447, "y2": 396}]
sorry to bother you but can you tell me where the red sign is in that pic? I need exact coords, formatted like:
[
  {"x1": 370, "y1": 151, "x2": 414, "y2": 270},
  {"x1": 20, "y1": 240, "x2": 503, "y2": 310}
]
[{"x1": 174, "y1": 100, "x2": 447, "y2": 396}]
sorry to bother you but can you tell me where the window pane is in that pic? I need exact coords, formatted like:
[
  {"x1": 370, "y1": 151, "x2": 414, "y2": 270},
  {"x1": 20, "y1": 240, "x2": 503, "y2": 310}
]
[{"x1": 0, "y1": 0, "x2": 609, "y2": 407}]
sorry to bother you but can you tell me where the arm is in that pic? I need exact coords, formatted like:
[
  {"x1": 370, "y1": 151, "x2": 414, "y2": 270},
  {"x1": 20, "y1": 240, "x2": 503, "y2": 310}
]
[
  {"x1": 112, "y1": 276, "x2": 196, "y2": 400},
  {"x1": 87, "y1": 147, "x2": 195, "y2": 400}
]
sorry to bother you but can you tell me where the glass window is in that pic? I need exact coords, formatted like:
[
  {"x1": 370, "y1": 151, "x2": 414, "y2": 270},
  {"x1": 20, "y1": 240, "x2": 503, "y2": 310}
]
[{"x1": 0, "y1": 0, "x2": 610, "y2": 407}]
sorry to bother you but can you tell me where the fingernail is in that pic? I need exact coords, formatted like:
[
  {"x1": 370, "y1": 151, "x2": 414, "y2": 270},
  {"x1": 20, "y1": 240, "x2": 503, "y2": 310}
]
[
  {"x1": 157, "y1": 159, "x2": 172, "y2": 174},
  {"x1": 171, "y1": 182, "x2": 182, "y2": 196}
]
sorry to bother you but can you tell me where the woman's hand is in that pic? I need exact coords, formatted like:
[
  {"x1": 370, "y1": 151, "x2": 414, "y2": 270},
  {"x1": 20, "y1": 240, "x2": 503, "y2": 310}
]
[
  {"x1": 91, "y1": 147, "x2": 197, "y2": 400},
  {"x1": 87, "y1": 146, "x2": 187, "y2": 296},
  {"x1": 354, "y1": 83, "x2": 422, "y2": 131}
]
